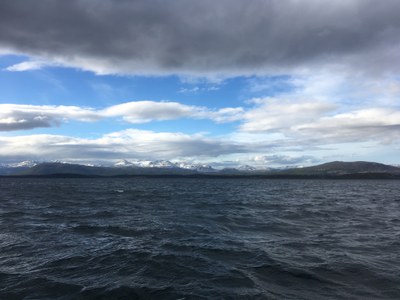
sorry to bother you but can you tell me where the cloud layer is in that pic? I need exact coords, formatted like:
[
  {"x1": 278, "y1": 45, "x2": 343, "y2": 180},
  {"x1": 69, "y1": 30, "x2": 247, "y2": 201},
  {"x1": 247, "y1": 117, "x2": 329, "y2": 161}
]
[
  {"x1": 239, "y1": 74, "x2": 400, "y2": 145},
  {"x1": 0, "y1": 129, "x2": 246, "y2": 163},
  {"x1": 0, "y1": 104, "x2": 99, "y2": 131},
  {"x1": 0, "y1": 102, "x2": 243, "y2": 131},
  {"x1": 2, "y1": 92, "x2": 400, "y2": 148},
  {"x1": 1, "y1": 0, "x2": 400, "y2": 76}
]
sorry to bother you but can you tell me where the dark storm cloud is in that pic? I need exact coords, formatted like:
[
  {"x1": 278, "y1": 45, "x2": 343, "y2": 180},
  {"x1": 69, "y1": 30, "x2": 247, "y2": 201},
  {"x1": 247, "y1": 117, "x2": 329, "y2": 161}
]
[{"x1": 1, "y1": 0, "x2": 399, "y2": 76}]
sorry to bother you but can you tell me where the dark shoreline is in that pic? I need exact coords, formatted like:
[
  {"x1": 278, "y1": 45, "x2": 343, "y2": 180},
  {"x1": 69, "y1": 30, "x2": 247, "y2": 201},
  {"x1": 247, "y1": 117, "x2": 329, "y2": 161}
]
[{"x1": 1, "y1": 173, "x2": 400, "y2": 179}]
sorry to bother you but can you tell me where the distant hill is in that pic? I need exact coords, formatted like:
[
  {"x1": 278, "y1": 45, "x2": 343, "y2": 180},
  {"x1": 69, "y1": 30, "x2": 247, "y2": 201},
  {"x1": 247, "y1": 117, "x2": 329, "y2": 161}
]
[
  {"x1": 0, "y1": 160, "x2": 38, "y2": 175},
  {"x1": 278, "y1": 161, "x2": 400, "y2": 175},
  {"x1": 1, "y1": 160, "x2": 400, "y2": 178},
  {"x1": 15, "y1": 162, "x2": 196, "y2": 177},
  {"x1": 0, "y1": 166, "x2": 32, "y2": 175}
]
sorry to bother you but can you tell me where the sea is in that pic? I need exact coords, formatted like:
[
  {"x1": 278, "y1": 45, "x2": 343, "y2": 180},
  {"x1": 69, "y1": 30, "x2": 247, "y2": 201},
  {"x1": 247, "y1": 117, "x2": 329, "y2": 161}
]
[{"x1": 0, "y1": 178, "x2": 400, "y2": 299}]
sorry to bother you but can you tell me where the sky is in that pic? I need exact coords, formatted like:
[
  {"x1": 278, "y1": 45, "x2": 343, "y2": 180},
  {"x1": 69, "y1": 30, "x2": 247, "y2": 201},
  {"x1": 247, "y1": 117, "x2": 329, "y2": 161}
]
[{"x1": 1, "y1": 0, "x2": 400, "y2": 168}]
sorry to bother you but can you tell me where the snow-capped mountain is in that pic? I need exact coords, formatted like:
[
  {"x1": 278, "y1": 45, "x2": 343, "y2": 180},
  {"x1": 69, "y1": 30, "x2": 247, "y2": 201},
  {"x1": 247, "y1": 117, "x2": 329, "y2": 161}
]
[
  {"x1": 114, "y1": 159, "x2": 136, "y2": 167},
  {"x1": 1, "y1": 160, "x2": 38, "y2": 168},
  {"x1": 114, "y1": 159, "x2": 177, "y2": 168},
  {"x1": 144, "y1": 160, "x2": 177, "y2": 168},
  {"x1": 1, "y1": 160, "x2": 400, "y2": 177},
  {"x1": 236, "y1": 165, "x2": 258, "y2": 171},
  {"x1": 0, "y1": 160, "x2": 39, "y2": 175},
  {"x1": 175, "y1": 162, "x2": 217, "y2": 173},
  {"x1": 113, "y1": 159, "x2": 216, "y2": 172}
]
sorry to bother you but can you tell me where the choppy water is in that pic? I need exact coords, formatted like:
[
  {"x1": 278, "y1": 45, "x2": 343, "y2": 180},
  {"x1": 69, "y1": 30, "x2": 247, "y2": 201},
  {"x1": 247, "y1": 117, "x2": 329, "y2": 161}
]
[{"x1": 1, "y1": 178, "x2": 400, "y2": 299}]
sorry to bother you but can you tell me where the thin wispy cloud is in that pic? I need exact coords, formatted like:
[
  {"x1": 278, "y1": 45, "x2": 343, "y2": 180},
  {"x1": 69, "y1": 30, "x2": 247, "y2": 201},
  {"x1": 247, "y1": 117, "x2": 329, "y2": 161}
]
[{"x1": 5, "y1": 60, "x2": 56, "y2": 72}]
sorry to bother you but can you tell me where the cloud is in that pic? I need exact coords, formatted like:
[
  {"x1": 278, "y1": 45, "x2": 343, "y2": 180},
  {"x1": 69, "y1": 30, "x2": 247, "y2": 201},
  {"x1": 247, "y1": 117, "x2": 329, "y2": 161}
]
[
  {"x1": 1, "y1": 0, "x2": 400, "y2": 76},
  {"x1": 102, "y1": 101, "x2": 197, "y2": 123},
  {"x1": 238, "y1": 73, "x2": 400, "y2": 146},
  {"x1": 295, "y1": 108, "x2": 400, "y2": 144},
  {"x1": 5, "y1": 60, "x2": 57, "y2": 71},
  {"x1": 4, "y1": 96, "x2": 396, "y2": 147},
  {"x1": 252, "y1": 154, "x2": 319, "y2": 166},
  {"x1": 103, "y1": 101, "x2": 244, "y2": 123},
  {"x1": 206, "y1": 107, "x2": 244, "y2": 123},
  {"x1": 178, "y1": 85, "x2": 220, "y2": 93},
  {"x1": 178, "y1": 87, "x2": 200, "y2": 94},
  {"x1": 0, "y1": 129, "x2": 246, "y2": 162},
  {"x1": 0, "y1": 104, "x2": 99, "y2": 131},
  {"x1": 241, "y1": 99, "x2": 336, "y2": 133},
  {"x1": 0, "y1": 101, "x2": 244, "y2": 131},
  {"x1": 240, "y1": 100, "x2": 400, "y2": 146}
]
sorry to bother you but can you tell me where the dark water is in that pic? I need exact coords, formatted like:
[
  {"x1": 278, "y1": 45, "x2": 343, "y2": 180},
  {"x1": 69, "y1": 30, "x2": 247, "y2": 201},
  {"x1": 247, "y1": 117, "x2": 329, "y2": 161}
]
[{"x1": 1, "y1": 178, "x2": 400, "y2": 299}]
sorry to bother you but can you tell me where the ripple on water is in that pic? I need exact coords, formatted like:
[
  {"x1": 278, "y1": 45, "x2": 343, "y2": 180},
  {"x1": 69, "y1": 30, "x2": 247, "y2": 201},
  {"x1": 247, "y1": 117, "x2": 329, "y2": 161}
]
[{"x1": 0, "y1": 178, "x2": 400, "y2": 299}]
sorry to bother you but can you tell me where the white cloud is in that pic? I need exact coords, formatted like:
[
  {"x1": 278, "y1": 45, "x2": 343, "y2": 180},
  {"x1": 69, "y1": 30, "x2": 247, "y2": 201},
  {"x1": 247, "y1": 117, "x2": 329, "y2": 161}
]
[
  {"x1": 0, "y1": 104, "x2": 99, "y2": 131},
  {"x1": 252, "y1": 154, "x2": 318, "y2": 166},
  {"x1": 206, "y1": 107, "x2": 244, "y2": 123},
  {"x1": 294, "y1": 108, "x2": 400, "y2": 144},
  {"x1": 0, "y1": 101, "x2": 244, "y2": 131},
  {"x1": 0, "y1": 129, "x2": 246, "y2": 162},
  {"x1": 5, "y1": 60, "x2": 57, "y2": 71},
  {"x1": 298, "y1": 108, "x2": 400, "y2": 130},
  {"x1": 239, "y1": 73, "x2": 400, "y2": 147},
  {"x1": 102, "y1": 101, "x2": 244, "y2": 124},
  {"x1": 178, "y1": 87, "x2": 200, "y2": 93},
  {"x1": 241, "y1": 98, "x2": 336, "y2": 133},
  {"x1": 102, "y1": 101, "x2": 199, "y2": 123},
  {"x1": 178, "y1": 85, "x2": 220, "y2": 93}
]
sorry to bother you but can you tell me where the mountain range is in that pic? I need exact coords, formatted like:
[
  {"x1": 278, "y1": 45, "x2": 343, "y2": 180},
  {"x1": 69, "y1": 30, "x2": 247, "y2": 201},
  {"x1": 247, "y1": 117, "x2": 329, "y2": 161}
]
[{"x1": 1, "y1": 160, "x2": 400, "y2": 179}]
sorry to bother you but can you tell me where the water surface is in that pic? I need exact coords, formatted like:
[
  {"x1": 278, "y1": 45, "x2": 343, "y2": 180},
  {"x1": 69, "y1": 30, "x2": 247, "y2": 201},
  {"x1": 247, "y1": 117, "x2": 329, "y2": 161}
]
[{"x1": 1, "y1": 178, "x2": 399, "y2": 299}]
